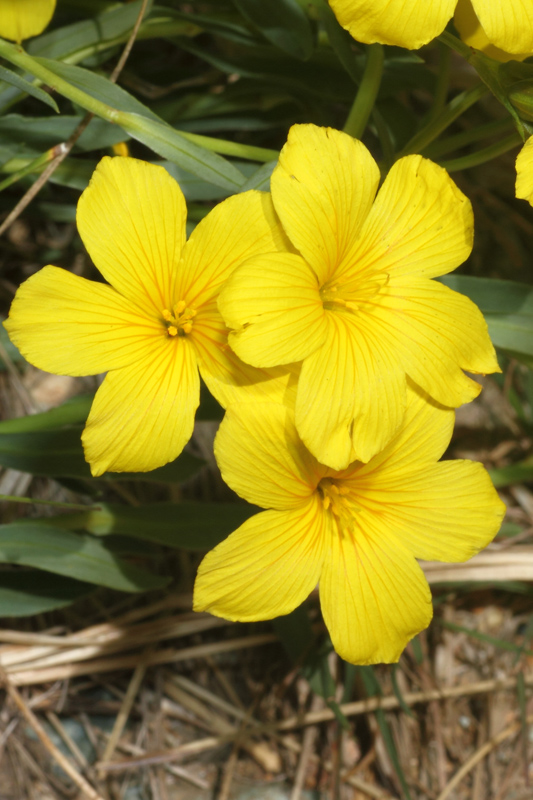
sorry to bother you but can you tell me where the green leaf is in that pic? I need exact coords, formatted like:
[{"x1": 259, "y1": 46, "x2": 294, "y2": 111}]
[
  {"x1": 0, "y1": 523, "x2": 167, "y2": 592},
  {"x1": 0, "y1": 425, "x2": 203, "y2": 482},
  {"x1": 439, "y1": 276, "x2": 533, "y2": 361},
  {"x1": 0, "y1": 395, "x2": 92, "y2": 433},
  {"x1": 232, "y1": 0, "x2": 314, "y2": 60},
  {"x1": 83, "y1": 502, "x2": 255, "y2": 550},
  {"x1": 0, "y1": 322, "x2": 24, "y2": 370},
  {"x1": 0, "y1": 65, "x2": 58, "y2": 112},
  {"x1": 32, "y1": 58, "x2": 246, "y2": 190},
  {"x1": 0, "y1": 114, "x2": 127, "y2": 153},
  {"x1": 0, "y1": 569, "x2": 91, "y2": 616},
  {"x1": 489, "y1": 460, "x2": 533, "y2": 488}
]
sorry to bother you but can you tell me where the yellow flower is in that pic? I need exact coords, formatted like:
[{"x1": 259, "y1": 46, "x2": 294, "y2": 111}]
[
  {"x1": 0, "y1": 0, "x2": 56, "y2": 42},
  {"x1": 328, "y1": 0, "x2": 533, "y2": 54},
  {"x1": 219, "y1": 125, "x2": 499, "y2": 471},
  {"x1": 454, "y1": 0, "x2": 532, "y2": 61},
  {"x1": 516, "y1": 136, "x2": 533, "y2": 206},
  {"x1": 4, "y1": 157, "x2": 296, "y2": 476},
  {"x1": 194, "y1": 388, "x2": 505, "y2": 665}
]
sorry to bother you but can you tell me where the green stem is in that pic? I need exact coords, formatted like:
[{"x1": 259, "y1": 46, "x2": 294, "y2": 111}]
[
  {"x1": 427, "y1": 41, "x2": 451, "y2": 122},
  {"x1": 0, "y1": 149, "x2": 56, "y2": 192},
  {"x1": 167, "y1": 131, "x2": 278, "y2": 163},
  {"x1": 397, "y1": 82, "x2": 488, "y2": 157},
  {"x1": 0, "y1": 494, "x2": 94, "y2": 511},
  {"x1": 424, "y1": 117, "x2": 515, "y2": 159},
  {"x1": 0, "y1": 39, "x2": 278, "y2": 163},
  {"x1": 439, "y1": 132, "x2": 521, "y2": 171},
  {"x1": 438, "y1": 30, "x2": 472, "y2": 60},
  {"x1": 371, "y1": 106, "x2": 394, "y2": 170},
  {"x1": 343, "y1": 44, "x2": 384, "y2": 139}
]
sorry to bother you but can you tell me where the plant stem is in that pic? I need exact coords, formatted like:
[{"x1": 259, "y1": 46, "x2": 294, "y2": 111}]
[
  {"x1": 0, "y1": 494, "x2": 93, "y2": 511},
  {"x1": 397, "y1": 82, "x2": 488, "y2": 157},
  {"x1": 438, "y1": 30, "x2": 472, "y2": 59},
  {"x1": 343, "y1": 43, "x2": 384, "y2": 139},
  {"x1": 424, "y1": 117, "x2": 515, "y2": 159},
  {"x1": 438, "y1": 132, "x2": 522, "y2": 171},
  {"x1": 427, "y1": 41, "x2": 451, "y2": 122}
]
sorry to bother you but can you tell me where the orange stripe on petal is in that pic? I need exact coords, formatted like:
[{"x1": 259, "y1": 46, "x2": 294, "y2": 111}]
[
  {"x1": 82, "y1": 338, "x2": 199, "y2": 475},
  {"x1": 194, "y1": 499, "x2": 326, "y2": 621}
]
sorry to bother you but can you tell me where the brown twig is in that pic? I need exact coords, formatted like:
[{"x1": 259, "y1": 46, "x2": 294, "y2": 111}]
[
  {"x1": 436, "y1": 714, "x2": 533, "y2": 800},
  {"x1": 0, "y1": 0, "x2": 149, "y2": 240},
  {"x1": 0, "y1": 665, "x2": 105, "y2": 800}
]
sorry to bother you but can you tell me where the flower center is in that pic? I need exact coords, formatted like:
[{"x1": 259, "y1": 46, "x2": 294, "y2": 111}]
[
  {"x1": 320, "y1": 271, "x2": 389, "y2": 315},
  {"x1": 162, "y1": 300, "x2": 196, "y2": 337},
  {"x1": 317, "y1": 477, "x2": 360, "y2": 528}
]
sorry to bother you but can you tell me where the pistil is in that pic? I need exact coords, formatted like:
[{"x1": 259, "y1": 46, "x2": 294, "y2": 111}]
[{"x1": 162, "y1": 301, "x2": 197, "y2": 337}]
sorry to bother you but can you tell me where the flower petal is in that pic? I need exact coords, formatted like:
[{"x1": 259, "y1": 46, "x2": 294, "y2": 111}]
[
  {"x1": 193, "y1": 302, "x2": 299, "y2": 408},
  {"x1": 344, "y1": 155, "x2": 473, "y2": 283},
  {"x1": 516, "y1": 137, "x2": 533, "y2": 207},
  {"x1": 349, "y1": 382, "x2": 455, "y2": 477},
  {"x1": 319, "y1": 519, "x2": 433, "y2": 665},
  {"x1": 296, "y1": 313, "x2": 406, "y2": 470},
  {"x1": 327, "y1": 0, "x2": 455, "y2": 48},
  {"x1": 271, "y1": 125, "x2": 380, "y2": 285},
  {"x1": 76, "y1": 157, "x2": 187, "y2": 314},
  {"x1": 0, "y1": 0, "x2": 56, "y2": 41},
  {"x1": 220, "y1": 253, "x2": 326, "y2": 367},
  {"x1": 454, "y1": 0, "x2": 531, "y2": 60},
  {"x1": 193, "y1": 499, "x2": 326, "y2": 621},
  {"x1": 177, "y1": 190, "x2": 289, "y2": 310},
  {"x1": 83, "y1": 339, "x2": 199, "y2": 476},
  {"x1": 4, "y1": 266, "x2": 161, "y2": 376},
  {"x1": 376, "y1": 278, "x2": 500, "y2": 407},
  {"x1": 472, "y1": 0, "x2": 533, "y2": 54},
  {"x1": 357, "y1": 461, "x2": 505, "y2": 562},
  {"x1": 214, "y1": 403, "x2": 321, "y2": 510}
]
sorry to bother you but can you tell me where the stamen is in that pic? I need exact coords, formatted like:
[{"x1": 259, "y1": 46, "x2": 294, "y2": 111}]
[{"x1": 161, "y1": 299, "x2": 197, "y2": 338}]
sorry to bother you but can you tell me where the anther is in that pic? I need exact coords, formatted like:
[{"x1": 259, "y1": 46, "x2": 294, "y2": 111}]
[
  {"x1": 168, "y1": 326, "x2": 178, "y2": 337},
  {"x1": 175, "y1": 300, "x2": 186, "y2": 315}
]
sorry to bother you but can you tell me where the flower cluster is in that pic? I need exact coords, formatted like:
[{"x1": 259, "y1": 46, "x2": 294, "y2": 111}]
[
  {"x1": 4, "y1": 123, "x2": 506, "y2": 664},
  {"x1": 327, "y1": 0, "x2": 533, "y2": 55}
]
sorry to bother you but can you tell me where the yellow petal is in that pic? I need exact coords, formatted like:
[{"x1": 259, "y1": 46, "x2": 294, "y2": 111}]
[
  {"x1": 471, "y1": 0, "x2": 533, "y2": 55},
  {"x1": 295, "y1": 313, "x2": 406, "y2": 470},
  {"x1": 4, "y1": 266, "x2": 161, "y2": 376},
  {"x1": 271, "y1": 125, "x2": 380, "y2": 285},
  {"x1": 347, "y1": 155, "x2": 473, "y2": 283},
  {"x1": 192, "y1": 302, "x2": 299, "y2": 408},
  {"x1": 375, "y1": 277, "x2": 500, "y2": 407},
  {"x1": 454, "y1": 0, "x2": 531, "y2": 60},
  {"x1": 76, "y1": 157, "x2": 187, "y2": 314},
  {"x1": 516, "y1": 137, "x2": 533, "y2": 206},
  {"x1": 214, "y1": 403, "x2": 321, "y2": 510},
  {"x1": 358, "y1": 461, "x2": 505, "y2": 562},
  {"x1": 0, "y1": 0, "x2": 55, "y2": 41},
  {"x1": 220, "y1": 253, "x2": 326, "y2": 367},
  {"x1": 193, "y1": 499, "x2": 326, "y2": 622},
  {"x1": 319, "y1": 518, "x2": 433, "y2": 665},
  {"x1": 327, "y1": 0, "x2": 455, "y2": 48},
  {"x1": 177, "y1": 190, "x2": 289, "y2": 310},
  {"x1": 351, "y1": 382, "x2": 455, "y2": 476},
  {"x1": 83, "y1": 339, "x2": 199, "y2": 476}
]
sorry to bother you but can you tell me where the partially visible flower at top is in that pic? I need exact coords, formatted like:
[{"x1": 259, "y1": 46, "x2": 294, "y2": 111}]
[
  {"x1": 4, "y1": 157, "x2": 296, "y2": 476},
  {"x1": 328, "y1": 0, "x2": 533, "y2": 54},
  {"x1": 0, "y1": 0, "x2": 56, "y2": 42},
  {"x1": 193, "y1": 388, "x2": 505, "y2": 665},
  {"x1": 454, "y1": 0, "x2": 532, "y2": 61},
  {"x1": 516, "y1": 136, "x2": 533, "y2": 206},
  {"x1": 219, "y1": 124, "x2": 500, "y2": 471}
]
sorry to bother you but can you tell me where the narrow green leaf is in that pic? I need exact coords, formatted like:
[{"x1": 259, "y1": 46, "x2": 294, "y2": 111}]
[
  {"x1": 83, "y1": 502, "x2": 255, "y2": 550},
  {"x1": 232, "y1": 0, "x2": 314, "y2": 60},
  {"x1": 29, "y1": 58, "x2": 245, "y2": 190},
  {"x1": 490, "y1": 460, "x2": 533, "y2": 488},
  {"x1": 0, "y1": 523, "x2": 167, "y2": 592},
  {"x1": 359, "y1": 666, "x2": 413, "y2": 800},
  {"x1": 0, "y1": 569, "x2": 91, "y2": 616},
  {"x1": 0, "y1": 65, "x2": 58, "y2": 112},
  {"x1": 0, "y1": 114, "x2": 127, "y2": 152},
  {"x1": 0, "y1": 395, "x2": 92, "y2": 433}
]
